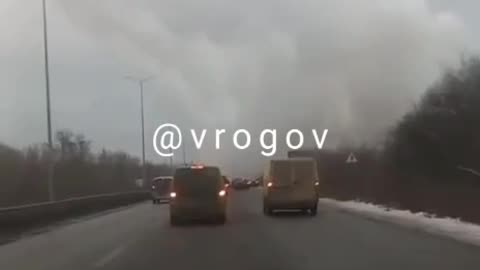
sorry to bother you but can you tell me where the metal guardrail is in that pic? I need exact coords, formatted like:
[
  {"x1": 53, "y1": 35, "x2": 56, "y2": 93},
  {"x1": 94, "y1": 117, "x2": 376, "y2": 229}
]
[
  {"x1": 0, "y1": 191, "x2": 149, "y2": 212},
  {"x1": 0, "y1": 191, "x2": 150, "y2": 227}
]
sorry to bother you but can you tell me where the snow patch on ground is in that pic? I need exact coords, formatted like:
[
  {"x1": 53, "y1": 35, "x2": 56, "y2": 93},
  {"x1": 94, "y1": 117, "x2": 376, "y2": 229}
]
[{"x1": 319, "y1": 198, "x2": 480, "y2": 247}]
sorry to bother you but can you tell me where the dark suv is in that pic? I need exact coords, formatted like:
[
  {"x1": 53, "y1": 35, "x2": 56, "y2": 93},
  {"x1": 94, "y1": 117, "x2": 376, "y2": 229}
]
[{"x1": 169, "y1": 165, "x2": 227, "y2": 225}]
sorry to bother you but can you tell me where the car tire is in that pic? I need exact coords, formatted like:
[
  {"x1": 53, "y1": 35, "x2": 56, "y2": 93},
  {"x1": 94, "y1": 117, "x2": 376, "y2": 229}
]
[{"x1": 310, "y1": 205, "x2": 318, "y2": 216}]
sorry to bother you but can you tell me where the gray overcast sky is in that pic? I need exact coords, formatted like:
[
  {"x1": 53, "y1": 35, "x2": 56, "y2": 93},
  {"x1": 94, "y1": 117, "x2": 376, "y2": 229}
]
[{"x1": 0, "y1": 0, "x2": 478, "y2": 176}]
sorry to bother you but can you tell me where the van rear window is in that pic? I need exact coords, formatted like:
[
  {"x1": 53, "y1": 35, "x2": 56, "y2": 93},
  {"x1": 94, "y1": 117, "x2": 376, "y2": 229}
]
[
  {"x1": 292, "y1": 161, "x2": 316, "y2": 182},
  {"x1": 152, "y1": 178, "x2": 171, "y2": 191},
  {"x1": 271, "y1": 160, "x2": 316, "y2": 186},
  {"x1": 271, "y1": 161, "x2": 293, "y2": 186}
]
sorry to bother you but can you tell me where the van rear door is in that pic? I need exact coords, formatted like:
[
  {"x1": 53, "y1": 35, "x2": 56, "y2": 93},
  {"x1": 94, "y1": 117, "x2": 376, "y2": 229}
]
[
  {"x1": 269, "y1": 161, "x2": 295, "y2": 200},
  {"x1": 291, "y1": 160, "x2": 317, "y2": 200}
]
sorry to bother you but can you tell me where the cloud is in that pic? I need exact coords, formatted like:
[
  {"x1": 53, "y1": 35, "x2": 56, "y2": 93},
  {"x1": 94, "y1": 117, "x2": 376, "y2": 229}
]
[{"x1": 0, "y1": 0, "x2": 469, "y2": 175}]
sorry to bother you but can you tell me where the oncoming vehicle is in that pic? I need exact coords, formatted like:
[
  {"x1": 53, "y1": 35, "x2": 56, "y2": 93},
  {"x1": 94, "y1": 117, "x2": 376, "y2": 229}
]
[
  {"x1": 263, "y1": 158, "x2": 320, "y2": 216},
  {"x1": 151, "y1": 176, "x2": 173, "y2": 204},
  {"x1": 169, "y1": 165, "x2": 227, "y2": 225}
]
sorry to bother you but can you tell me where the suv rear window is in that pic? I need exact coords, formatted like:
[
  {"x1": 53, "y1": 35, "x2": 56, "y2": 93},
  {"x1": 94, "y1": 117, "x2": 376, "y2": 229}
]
[{"x1": 174, "y1": 167, "x2": 221, "y2": 196}]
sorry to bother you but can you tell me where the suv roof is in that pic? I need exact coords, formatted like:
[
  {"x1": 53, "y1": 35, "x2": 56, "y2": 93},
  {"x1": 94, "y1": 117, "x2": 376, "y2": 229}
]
[
  {"x1": 176, "y1": 165, "x2": 218, "y2": 170},
  {"x1": 152, "y1": 176, "x2": 173, "y2": 181}
]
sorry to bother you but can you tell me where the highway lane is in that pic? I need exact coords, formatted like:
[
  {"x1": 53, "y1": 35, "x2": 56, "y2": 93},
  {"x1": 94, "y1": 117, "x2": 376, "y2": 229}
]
[{"x1": 1, "y1": 189, "x2": 480, "y2": 270}]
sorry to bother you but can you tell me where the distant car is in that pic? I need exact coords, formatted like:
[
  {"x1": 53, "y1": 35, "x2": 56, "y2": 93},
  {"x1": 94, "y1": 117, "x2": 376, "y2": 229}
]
[
  {"x1": 263, "y1": 158, "x2": 320, "y2": 216},
  {"x1": 151, "y1": 176, "x2": 173, "y2": 204},
  {"x1": 232, "y1": 178, "x2": 250, "y2": 190},
  {"x1": 245, "y1": 178, "x2": 261, "y2": 187},
  {"x1": 250, "y1": 177, "x2": 261, "y2": 187},
  {"x1": 169, "y1": 165, "x2": 227, "y2": 225}
]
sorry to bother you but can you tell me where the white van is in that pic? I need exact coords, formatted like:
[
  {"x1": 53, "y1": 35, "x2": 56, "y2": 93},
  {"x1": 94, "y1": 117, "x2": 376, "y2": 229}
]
[
  {"x1": 151, "y1": 176, "x2": 173, "y2": 204},
  {"x1": 262, "y1": 158, "x2": 320, "y2": 216}
]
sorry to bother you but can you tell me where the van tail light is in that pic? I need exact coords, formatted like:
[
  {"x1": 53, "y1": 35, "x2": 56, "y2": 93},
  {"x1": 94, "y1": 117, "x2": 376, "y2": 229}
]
[
  {"x1": 170, "y1": 192, "x2": 177, "y2": 198},
  {"x1": 267, "y1": 182, "x2": 273, "y2": 188},
  {"x1": 218, "y1": 190, "x2": 226, "y2": 197}
]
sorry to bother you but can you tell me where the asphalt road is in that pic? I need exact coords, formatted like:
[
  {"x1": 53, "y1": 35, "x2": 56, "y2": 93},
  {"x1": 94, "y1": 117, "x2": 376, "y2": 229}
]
[{"x1": 1, "y1": 189, "x2": 479, "y2": 270}]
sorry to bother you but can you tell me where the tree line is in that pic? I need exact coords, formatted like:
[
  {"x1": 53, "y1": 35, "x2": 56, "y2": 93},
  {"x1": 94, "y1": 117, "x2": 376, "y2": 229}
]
[
  {"x1": 386, "y1": 57, "x2": 480, "y2": 181},
  {"x1": 0, "y1": 129, "x2": 171, "y2": 207},
  {"x1": 304, "y1": 57, "x2": 480, "y2": 224}
]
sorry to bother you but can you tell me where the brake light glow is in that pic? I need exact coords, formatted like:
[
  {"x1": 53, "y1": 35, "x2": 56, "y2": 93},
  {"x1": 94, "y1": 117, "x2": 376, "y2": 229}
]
[
  {"x1": 314, "y1": 182, "x2": 319, "y2": 186},
  {"x1": 170, "y1": 192, "x2": 177, "y2": 198},
  {"x1": 267, "y1": 182, "x2": 273, "y2": 187},
  {"x1": 219, "y1": 190, "x2": 226, "y2": 197},
  {"x1": 191, "y1": 165, "x2": 204, "y2": 169}
]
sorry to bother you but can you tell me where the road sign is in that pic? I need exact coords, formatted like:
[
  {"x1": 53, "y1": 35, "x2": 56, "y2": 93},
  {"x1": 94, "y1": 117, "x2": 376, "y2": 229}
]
[{"x1": 346, "y1": 152, "x2": 358, "y2": 164}]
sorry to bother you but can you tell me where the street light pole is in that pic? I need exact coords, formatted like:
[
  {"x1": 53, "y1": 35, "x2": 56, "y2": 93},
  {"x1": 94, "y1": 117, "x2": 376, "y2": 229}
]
[
  {"x1": 42, "y1": 0, "x2": 54, "y2": 201},
  {"x1": 125, "y1": 76, "x2": 153, "y2": 183},
  {"x1": 182, "y1": 142, "x2": 186, "y2": 166},
  {"x1": 139, "y1": 81, "x2": 147, "y2": 184}
]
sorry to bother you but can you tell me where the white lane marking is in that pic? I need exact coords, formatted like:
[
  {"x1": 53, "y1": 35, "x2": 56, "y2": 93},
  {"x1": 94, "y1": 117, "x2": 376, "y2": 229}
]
[{"x1": 93, "y1": 245, "x2": 126, "y2": 268}]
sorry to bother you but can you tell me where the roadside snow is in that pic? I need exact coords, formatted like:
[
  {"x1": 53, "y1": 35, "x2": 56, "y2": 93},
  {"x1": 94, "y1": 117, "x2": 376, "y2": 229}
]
[{"x1": 319, "y1": 198, "x2": 480, "y2": 247}]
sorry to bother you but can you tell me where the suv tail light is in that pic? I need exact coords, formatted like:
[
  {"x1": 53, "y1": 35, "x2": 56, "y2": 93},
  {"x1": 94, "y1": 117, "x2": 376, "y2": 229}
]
[
  {"x1": 170, "y1": 192, "x2": 177, "y2": 198},
  {"x1": 267, "y1": 182, "x2": 273, "y2": 188},
  {"x1": 218, "y1": 190, "x2": 226, "y2": 197}
]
